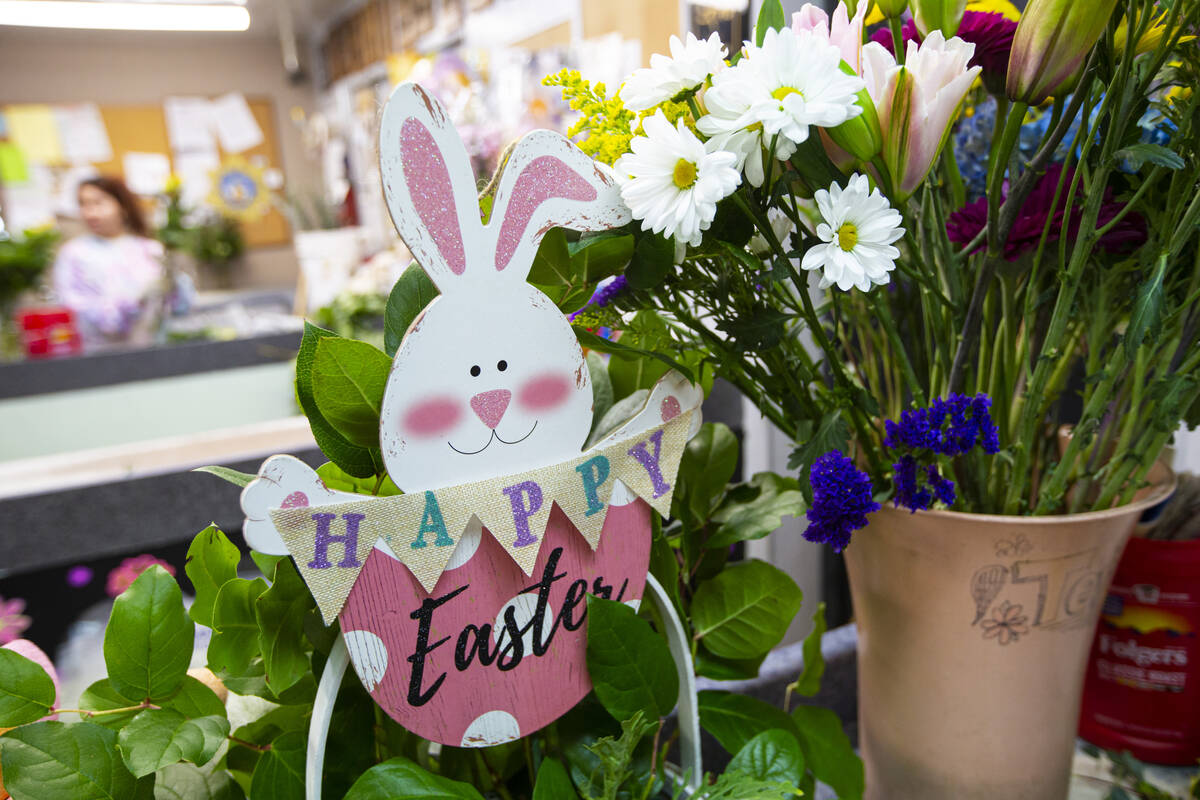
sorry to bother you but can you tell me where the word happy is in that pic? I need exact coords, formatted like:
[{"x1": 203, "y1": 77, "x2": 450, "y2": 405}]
[{"x1": 305, "y1": 428, "x2": 673, "y2": 570}]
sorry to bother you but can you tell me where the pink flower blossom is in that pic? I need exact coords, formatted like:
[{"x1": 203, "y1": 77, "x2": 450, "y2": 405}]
[
  {"x1": 106, "y1": 554, "x2": 176, "y2": 598},
  {"x1": 0, "y1": 596, "x2": 31, "y2": 646},
  {"x1": 791, "y1": 1, "x2": 870, "y2": 74},
  {"x1": 863, "y1": 32, "x2": 981, "y2": 197}
]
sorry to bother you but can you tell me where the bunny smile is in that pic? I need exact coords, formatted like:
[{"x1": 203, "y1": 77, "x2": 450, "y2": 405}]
[{"x1": 448, "y1": 421, "x2": 538, "y2": 455}]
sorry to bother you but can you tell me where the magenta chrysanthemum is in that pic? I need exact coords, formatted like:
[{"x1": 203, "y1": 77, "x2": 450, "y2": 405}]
[{"x1": 946, "y1": 164, "x2": 1146, "y2": 260}]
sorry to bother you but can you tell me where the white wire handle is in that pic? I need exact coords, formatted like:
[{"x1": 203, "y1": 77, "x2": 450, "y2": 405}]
[{"x1": 304, "y1": 574, "x2": 703, "y2": 798}]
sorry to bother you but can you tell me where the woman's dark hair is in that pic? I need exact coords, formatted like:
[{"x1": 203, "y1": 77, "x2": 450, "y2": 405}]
[{"x1": 79, "y1": 175, "x2": 150, "y2": 237}]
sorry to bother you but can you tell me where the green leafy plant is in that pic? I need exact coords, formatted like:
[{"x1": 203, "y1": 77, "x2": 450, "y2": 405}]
[
  {"x1": 0, "y1": 227, "x2": 59, "y2": 310},
  {"x1": 187, "y1": 215, "x2": 245, "y2": 269}
]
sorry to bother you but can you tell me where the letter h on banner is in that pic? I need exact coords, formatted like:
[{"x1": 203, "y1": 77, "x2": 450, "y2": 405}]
[{"x1": 309, "y1": 512, "x2": 366, "y2": 569}]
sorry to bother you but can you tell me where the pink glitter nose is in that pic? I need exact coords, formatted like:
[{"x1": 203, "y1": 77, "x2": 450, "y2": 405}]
[{"x1": 470, "y1": 389, "x2": 511, "y2": 429}]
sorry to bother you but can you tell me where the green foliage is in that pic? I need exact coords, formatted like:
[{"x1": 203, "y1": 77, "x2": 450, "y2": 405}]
[
  {"x1": 0, "y1": 649, "x2": 56, "y2": 727},
  {"x1": 207, "y1": 577, "x2": 268, "y2": 677},
  {"x1": 533, "y1": 758, "x2": 579, "y2": 800},
  {"x1": 316, "y1": 461, "x2": 401, "y2": 496},
  {"x1": 311, "y1": 336, "x2": 392, "y2": 448},
  {"x1": 0, "y1": 227, "x2": 59, "y2": 308},
  {"x1": 726, "y1": 729, "x2": 805, "y2": 787},
  {"x1": 624, "y1": 231, "x2": 674, "y2": 290},
  {"x1": 345, "y1": 756, "x2": 486, "y2": 799},
  {"x1": 384, "y1": 262, "x2": 439, "y2": 357},
  {"x1": 691, "y1": 560, "x2": 803, "y2": 659},
  {"x1": 706, "y1": 472, "x2": 805, "y2": 548},
  {"x1": 791, "y1": 705, "x2": 863, "y2": 800},
  {"x1": 254, "y1": 558, "x2": 315, "y2": 695},
  {"x1": 185, "y1": 524, "x2": 241, "y2": 628},
  {"x1": 788, "y1": 603, "x2": 828, "y2": 699},
  {"x1": 153, "y1": 763, "x2": 245, "y2": 799},
  {"x1": 0, "y1": 721, "x2": 153, "y2": 800},
  {"x1": 697, "y1": 691, "x2": 800, "y2": 756},
  {"x1": 585, "y1": 596, "x2": 679, "y2": 723},
  {"x1": 192, "y1": 466, "x2": 256, "y2": 488},
  {"x1": 578, "y1": 711, "x2": 658, "y2": 800},
  {"x1": 248, "y1": 729, "x2": 306, "y2": 799},
  {"x1": 103, "y1": 566, "x2": 193, "y2": 702},
  {"x1": 186, "y1": 215, "x2": 245, "y2": 267},
  {"x1": 296, "y1": 323, "x2": 380, "y2": 478},
  {"x1": 754, "y1": 0, "x2": 785, "y2": 46},
  {"x1": 676, "y1": 423, "x2": 739, "y2": 523},
  {"x1": 316, "y1": 291, "x2": 388, "y2": 344},
  {"x1": 117, "y1": 709, "x2": 229, "y2": 777}
]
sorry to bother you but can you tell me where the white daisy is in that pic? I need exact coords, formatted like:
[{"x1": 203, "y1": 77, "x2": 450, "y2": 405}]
[
  {"x1": 697, "y1": 27, "x2": 864, "y2": 185},
  {"x1": 619, "y1": 32, "x2": 727, "y2": 112},
  {"x1": 614, "y1": 112, "x2": 742, "y2": 247},
  {"x1": 745, "y1": 27, "x2": 866, "y2": 145},
  {"x1": 801, "y1": 173, "x2": 904, "y2": 292}
]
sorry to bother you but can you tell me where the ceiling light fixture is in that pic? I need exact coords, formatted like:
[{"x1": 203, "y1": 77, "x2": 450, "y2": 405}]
[{"x1": 0, "y1": 0, "x2": 250, "y2": 31}]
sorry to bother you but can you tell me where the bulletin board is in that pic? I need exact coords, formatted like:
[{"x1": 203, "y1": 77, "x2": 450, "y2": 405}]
[{"x1": 90, "y1": 98, "x2": 290, "y2": 248}]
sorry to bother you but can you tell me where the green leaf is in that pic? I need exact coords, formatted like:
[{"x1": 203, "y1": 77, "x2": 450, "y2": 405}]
[
  {"x1": 0, "y1": 649, "x2": 55, "y2": 727},
  {"x1": 694, "y1": 645, "x2": 767, "y2": 681},
  {"x1": 568, "y1": 232, "x2": 635, "y2": 281},
  {"x1": 697, "y1": 690, "x2": 800, "y2": 756},
  {"x1": 384, "y1": 262, "x2": 439, "y2": 357},
  {"x1": 162, "y1": 675, "x2": 227, "y2": 720},
  {"x1": 676, "y1": 422, "x2": 739, "y2": 522},
  {"x1": 311, "y1": 336, "x2": 392, "y2": 448},
  {"x1": 624, "y1": 231, "x2": 674, "y2": 290},
  {"x1": 315, "y1": 461, "x2": 401, "y2": 496},
  {"x1": 708, "y1": 472, "x2": 806, "y2": 548},
  {"x1": 296, "y1": 322, "x2": 377, "y2": 478},
  {"x1": 0, "y1": 721, "x2": 152, "y2": 800},
  {"x1": 791, "y1": 705, "x2": 864, "y2": 800},
  {"x1": 154, "y1": 762, "x2": 246, "y2": 800},
  {"x1": 528, "y1": 227, "x2": 572, "y2": 285},
  {"x1": 1116, "y1": 143, "x2": 1185, "y2": 170},
  {"x1": 104, "y1": 565, "x2": 194, "y2": 702},
  {"x1": 251, "y1": 552, "x2": 286, "y2": 579},
  {"x1": 576, "y1": 328, "x2": 696, "y2": 390},
  {"x1": 117, "y1": 709, "x2": 229, "y2": 777},
  {"x1": 586, "y1": 595, "x2": 679, "y2": 722},
  {"x1": 587, "y1": 351, "x2": 614, "y2": 434},
  {"x1": 607, "y1": 348, "x2": 671, "y2": 401},
  {"x1": 255, "y1": 559, "x2": 314, "y2": 695},
  {"x1": 532, "y1": 757, "x2": 579, "y2": 800},
  {"x1": 648, "y1": 518, "x2": 684, "y2": 620},
  {"x1": 787, "y1": 411, "x2": 850, "y2": 503},
  {"x1": 208, "y1": 578, "x2": 268, "y2": 676},
  {"x1": 728, "y1": 729, "x2": 805, "y2": 786},
  {"x1": 1126, "y1": 254, "x2": 1168, "y2": 358},
  {"x1": 344, "y1": 756, "x2": 486, "y2": 799},
  {"x1": 691, "y1": 559, "x2": 802, "y2": 659},
  {"x1": 77, "y1": 680, "x2": 143, "y2": 728},
  {"x1": 248, "y1": 730, "x2": 306, "y2": 800},
  {"x1": 586, "y1": 389, "x2": 649, "y2": 448},
  {"x1": 715, "y1": 308, "x2": 791, "y2": 352},
  {"x1": 192, "y1": 466, "x2": 255, "y2": 487},
  {"x1": 755, "y1": 0, "x2": 785, "y2": 45},
  {"x1": 185, "y1": 524, "x2": 241, "y2": 628},
  {"x1": 790, "y1": 602, "x2": 828, "y2": 698}
]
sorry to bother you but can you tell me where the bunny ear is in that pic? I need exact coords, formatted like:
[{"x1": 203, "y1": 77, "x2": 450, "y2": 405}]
[
  {"x1": 379, "y1": 83, "x2": 483, "y2": 290},
  {"x1": 488, "y1": 129, "x2": 632, "y2": 279}
]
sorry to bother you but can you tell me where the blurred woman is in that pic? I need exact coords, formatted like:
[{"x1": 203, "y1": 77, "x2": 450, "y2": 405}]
[{"x1": 53, "y1": 176, "x2": 165, "y2": 350}]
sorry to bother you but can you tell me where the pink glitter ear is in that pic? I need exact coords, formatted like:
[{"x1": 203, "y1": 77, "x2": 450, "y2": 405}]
[
  {"x1": 494, "y1": 156, "x2": 597, "y2": 272},
  {"x1": 401, "y1": 117, "x2": 467, "y2": 276}
]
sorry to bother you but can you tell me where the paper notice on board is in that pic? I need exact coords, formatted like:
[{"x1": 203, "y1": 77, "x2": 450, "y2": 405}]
[
  {"x1": 5, "y1": 105, "x2": 64, "y2": 165},
  {"x1": 54, "y1": 104, "x2": 113, "y2": 164},
  {"x1": 0, "y1": 143, "x2": 29, "y2": 185},
  {"x1": 122, "y1": 151, "x2": 171, "y2": 196},
  {"x1": 211, "y1": 92, "x2": 263, "y2": 153},
  {"x1": 175, "y1": 150, "x2": 220, "y2": 208},
  {"x1": 164, "y1": 96, "x2": 216, "y2": 154},
  {"x1": 1, "y1": 164, "x2": 56, "y2": 230}
]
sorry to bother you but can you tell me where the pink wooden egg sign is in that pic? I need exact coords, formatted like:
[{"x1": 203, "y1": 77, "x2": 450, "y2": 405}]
[{"x1": 238, "y1": 82, "x2": 703, "y2": 748}]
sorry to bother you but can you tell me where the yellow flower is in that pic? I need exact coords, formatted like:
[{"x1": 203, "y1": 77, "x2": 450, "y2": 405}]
[
  {"x1": 543, "y1": 69, "x2": 637, "y2": 165},
  {"x1": 965, "y1": 0, "x2": 1019, "y2": 21},
  {"x1": 1114, "y1": 9, "x2": 1197, "y2": 57}
]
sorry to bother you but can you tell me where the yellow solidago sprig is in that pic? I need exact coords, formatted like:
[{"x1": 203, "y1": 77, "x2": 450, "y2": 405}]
[{"x1": 543, "y1": 69, "x2": 636, "y2": 165}]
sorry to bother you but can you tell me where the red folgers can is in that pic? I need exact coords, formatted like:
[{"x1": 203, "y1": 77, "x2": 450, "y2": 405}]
[{"x1": 1079, "y1": 535, "x2": 1200, "y2": 764}]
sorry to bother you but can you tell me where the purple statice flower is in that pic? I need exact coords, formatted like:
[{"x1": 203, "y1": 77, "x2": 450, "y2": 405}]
[
  {"x1": 927, "y1": 464, "x2": 957, "y2": 505},
  {"x1": 568, "y1": 275, "x2": 629, "y2": 322},
  {"x1": 0, "y1": 596, "x2": 31, "y2": 646},
  {"x1": 804, "y1": 450, "x2": 881, "y2": 553},
  {"x1": 885, "y1": 393, "x2": 1000, "y2": 457},
  {"x1": 893, "y1": 455, "x2": 933, "y2": 512},
  {"x1": 947, "y1": 164, "x2": 1147, "y2": 260},
  {"x1": 66, "y1": 565, "x2": 94, "y2": 588}
]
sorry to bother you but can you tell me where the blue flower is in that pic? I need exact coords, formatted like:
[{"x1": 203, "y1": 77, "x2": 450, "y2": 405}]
[
  {"x1": 567, "y1": 275, "x2": 629, "y2": 323},
  {"x1": 804, "y1": 450, "x2": 880, "y2": 553},
  {"x1": 884, "y1": 393, "x2": 999, "y2": 457}
]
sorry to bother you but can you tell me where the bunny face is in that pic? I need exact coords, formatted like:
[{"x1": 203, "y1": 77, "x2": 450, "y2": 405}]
[
  {"x1": 380, "y1": 283, "x2": 593, "y2": 491},
  {"x1": 377, "y1": 83, "x2": 631, "y2": 492}
]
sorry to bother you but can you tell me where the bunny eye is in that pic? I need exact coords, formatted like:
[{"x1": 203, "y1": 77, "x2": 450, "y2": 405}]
[
  {"x1": 470, "y1": 365, "x2": 481, "y2": 377},
  {"x1": 497, "y1": 360, "x2": 508, "y2": 372}
]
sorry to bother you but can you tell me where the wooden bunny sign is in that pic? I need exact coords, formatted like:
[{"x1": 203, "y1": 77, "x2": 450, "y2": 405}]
[{"x1": 239, "y1": 83, "x2": 702, "y2": 753}]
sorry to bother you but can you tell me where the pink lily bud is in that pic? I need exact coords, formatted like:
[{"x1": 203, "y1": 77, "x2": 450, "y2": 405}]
[
  {"x1": 1006, "y1": 0, "x2": 1120, "y2": 105},
  {"x1": 912, "y1": 0, "x2": 967, "y2": 37},
  {"x1": 863, "y1": 34, "x2": 981, "y2": 198},
  {"x1": 792, "y1": 1, "x2": 870, "y2": 74}
]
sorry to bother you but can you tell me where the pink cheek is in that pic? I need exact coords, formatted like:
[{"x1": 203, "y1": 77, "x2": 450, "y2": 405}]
[
  {"x1": 518, "y1": 373, "x2": 572, "y2": 412},
  {"x1": 402, "y1": 397, "x2": 463, "y2": 438}
]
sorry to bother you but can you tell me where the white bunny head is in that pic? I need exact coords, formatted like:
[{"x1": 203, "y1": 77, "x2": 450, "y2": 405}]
[{"x1": 377, "y1": 83, "x2": 631, "y2": 492}]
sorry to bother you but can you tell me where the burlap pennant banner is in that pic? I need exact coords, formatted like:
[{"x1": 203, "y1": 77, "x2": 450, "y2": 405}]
[{"x1": 270, "y1": 408, "x2": 695, "y2": 624}]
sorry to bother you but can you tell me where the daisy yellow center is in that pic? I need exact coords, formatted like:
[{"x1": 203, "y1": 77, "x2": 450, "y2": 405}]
[
  {"x1": 771, "y1": 86, "x2": 803, "y2": 103},
  {"x1": 836, "y1": 222, "x2": 858, "y2": 252},
  {"x1": 672, "y1": 158, "x2": 698, "y2": 189}
]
